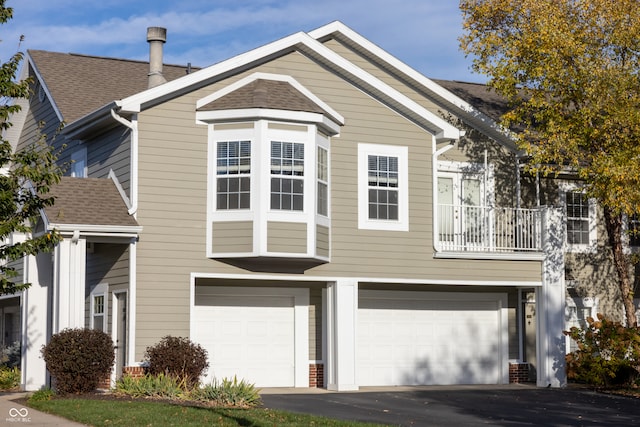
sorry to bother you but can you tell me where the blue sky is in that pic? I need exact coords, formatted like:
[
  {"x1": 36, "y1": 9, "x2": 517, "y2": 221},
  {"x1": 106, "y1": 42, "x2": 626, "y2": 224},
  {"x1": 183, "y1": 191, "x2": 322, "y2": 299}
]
[{"x1": 1, "y1": 0, "x2": 484, "y2": 83}]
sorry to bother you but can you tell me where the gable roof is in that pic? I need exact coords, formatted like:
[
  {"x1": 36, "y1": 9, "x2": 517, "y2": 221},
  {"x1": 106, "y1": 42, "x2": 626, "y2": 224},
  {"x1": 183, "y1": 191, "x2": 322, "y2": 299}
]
[
  {"x1": 28, "y1": 50, "x2": 195, "y2": 124},
  {"x1": 200, "y1": 79, "x2": 327, "y2": 115},
  {"x1": 43, "y1": 177, "x2": 141, "y2": 234},
  {"x1": 309, "y1": 21, "x2": 516, "y2": 149},
  {"x1": 26, "y1": 22, "x2": 514, "y2": 144}
]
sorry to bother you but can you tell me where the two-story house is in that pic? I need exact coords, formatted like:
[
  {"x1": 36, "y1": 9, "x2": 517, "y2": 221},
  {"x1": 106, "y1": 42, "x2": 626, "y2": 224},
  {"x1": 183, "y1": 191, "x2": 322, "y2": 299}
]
[{"x1": 5, "y1": 22, "x2": 570, "y2": 391}]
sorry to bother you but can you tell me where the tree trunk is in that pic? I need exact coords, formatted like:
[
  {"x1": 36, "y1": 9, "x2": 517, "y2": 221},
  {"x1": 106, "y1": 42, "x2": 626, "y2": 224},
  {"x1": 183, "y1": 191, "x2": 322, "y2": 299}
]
[{"x1": 603, "y1": 206, "x2": 637, "y2": 327}]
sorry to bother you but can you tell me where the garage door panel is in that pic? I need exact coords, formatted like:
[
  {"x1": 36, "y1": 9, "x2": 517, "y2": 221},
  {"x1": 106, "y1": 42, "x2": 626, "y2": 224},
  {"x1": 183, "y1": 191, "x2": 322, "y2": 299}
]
[
  {"x1": 192, "y1": 293, "x2": 296, "y2": 387},
  {"x1": 358, "y1": 291, "x2": 505, "y2": 386}
]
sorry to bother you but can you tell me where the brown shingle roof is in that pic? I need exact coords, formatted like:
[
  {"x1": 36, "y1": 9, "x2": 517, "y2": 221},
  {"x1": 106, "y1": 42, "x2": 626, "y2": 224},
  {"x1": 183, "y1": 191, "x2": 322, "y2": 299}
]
[
  {"x1": 431, "y1": 79, "x2": 510, "y2": 123},
  {"x1": 44, "y1": 177, "x2": 139, "y2": 228},
  {"x1": 198, "y1": 79, "x2": 341, "y2": 122},
  {"x1": 29, "y1": 50, "x2": 195, "y2": 124}
]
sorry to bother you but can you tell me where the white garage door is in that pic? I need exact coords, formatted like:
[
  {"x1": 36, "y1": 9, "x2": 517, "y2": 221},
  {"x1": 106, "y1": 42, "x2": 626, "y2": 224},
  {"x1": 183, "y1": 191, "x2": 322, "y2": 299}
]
[
  {"x1": 358, "y1": 290, "x2": 507, "y2": 386},
  {"x1": 192, "y1": 286, "x2": 308, "y2": 387}
]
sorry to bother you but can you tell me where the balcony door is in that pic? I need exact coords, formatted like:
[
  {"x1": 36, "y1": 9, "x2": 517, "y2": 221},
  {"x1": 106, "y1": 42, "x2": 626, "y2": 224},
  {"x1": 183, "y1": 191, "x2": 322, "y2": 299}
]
[{"x1": 437, "y1": 167, "x2": 487, "y2": 250}]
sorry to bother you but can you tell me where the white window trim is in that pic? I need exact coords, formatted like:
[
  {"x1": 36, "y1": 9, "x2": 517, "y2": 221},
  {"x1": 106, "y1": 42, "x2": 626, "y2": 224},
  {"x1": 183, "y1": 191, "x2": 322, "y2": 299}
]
[
  {"x1": 358, "y1": 143, "x2": 408, "y2": 231},
  {"x1": 559, "y1": 182, "x2": 597, "y2": 253},
  {"x1": 90, "y1": 282, "x2": 108, "y2": 332}
]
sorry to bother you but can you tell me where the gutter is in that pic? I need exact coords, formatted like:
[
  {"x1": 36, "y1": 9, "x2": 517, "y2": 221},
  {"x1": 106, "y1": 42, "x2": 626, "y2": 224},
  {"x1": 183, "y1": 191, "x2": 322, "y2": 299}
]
[{"x1": 110, "y1": 108, "x2": 139, "y2": 217}]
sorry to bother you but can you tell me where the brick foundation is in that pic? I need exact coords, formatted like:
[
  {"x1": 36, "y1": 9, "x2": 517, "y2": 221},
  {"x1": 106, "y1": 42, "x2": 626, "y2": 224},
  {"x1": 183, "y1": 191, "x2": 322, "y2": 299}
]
[
  {"x1": 309, "y1": 363, "x2": 324, "y2": 388},
  {"x1": 122, "y1": 366, "x2": 146, "y2": 379},
  {"x1": 509, "y1": 363, "x2": 531, "y2": 383},
  {"x1": 96, "y1": 375, "x2": 111, "y2": 390}
]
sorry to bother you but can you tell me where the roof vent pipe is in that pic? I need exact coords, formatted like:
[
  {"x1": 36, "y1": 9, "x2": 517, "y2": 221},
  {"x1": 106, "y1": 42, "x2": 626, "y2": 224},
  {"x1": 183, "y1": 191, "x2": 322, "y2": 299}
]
[{"x1": 147, "y1": 27, "x2": 167, "y2": 88}]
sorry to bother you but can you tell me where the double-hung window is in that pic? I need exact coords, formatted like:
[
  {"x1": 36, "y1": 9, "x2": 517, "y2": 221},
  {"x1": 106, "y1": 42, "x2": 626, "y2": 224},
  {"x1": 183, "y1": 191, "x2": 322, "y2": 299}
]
[
  {"x1": 566, "y1": 192, "x2": 590, "y2": 245},
  {"x1": 368, "y1": 155, "x2": 399, "y2": 220},
  {"x1": 271, "y1": 141, "x2": 304, "y2": 211},
  {"x1": 358, "y1": 143, "x2": 408, "y2": 231},
  {"x1": 317, "y1": 147, "x2": 328, "y2": 216},
  {"x1": 90, "y1": 284, "x2": 108, "y2": 332},
  {"x1": 561, "y1": 183, "x2": 596, "y2": 251},
  {"x1": 216, "y1": 141, "x2": 251, "y2": 210}
]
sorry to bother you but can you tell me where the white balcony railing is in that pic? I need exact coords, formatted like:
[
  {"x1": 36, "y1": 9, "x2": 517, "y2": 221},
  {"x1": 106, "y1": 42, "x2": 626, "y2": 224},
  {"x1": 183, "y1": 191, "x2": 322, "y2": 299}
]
[{"x1": 437, "y1": 204, "x2": 543, "y2": 253}]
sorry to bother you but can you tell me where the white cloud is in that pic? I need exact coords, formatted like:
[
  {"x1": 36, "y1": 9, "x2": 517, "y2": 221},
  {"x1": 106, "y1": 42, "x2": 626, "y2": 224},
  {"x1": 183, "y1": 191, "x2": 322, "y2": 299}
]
[{"x1": 1, "y1": 0, "x2": 482, "y2": 82}]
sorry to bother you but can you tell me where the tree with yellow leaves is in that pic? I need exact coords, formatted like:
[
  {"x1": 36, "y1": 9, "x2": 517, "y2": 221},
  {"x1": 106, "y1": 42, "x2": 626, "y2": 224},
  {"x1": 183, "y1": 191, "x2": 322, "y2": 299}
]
[{"x1": 460, "y1": 0, "x2": 640, "y2": 326}]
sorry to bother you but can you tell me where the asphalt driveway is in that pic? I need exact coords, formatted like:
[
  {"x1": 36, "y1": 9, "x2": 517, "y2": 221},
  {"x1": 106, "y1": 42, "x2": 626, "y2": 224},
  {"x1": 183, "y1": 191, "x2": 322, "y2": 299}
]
[{"x1": 260, "y1": 384, "x2": 640, "y2": 426}]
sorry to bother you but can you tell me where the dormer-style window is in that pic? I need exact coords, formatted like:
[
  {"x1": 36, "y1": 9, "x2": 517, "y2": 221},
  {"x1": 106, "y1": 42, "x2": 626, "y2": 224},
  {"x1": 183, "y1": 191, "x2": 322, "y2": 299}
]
[{"x1": 197, "y1": 73, "x2": 343, "y2": 262}]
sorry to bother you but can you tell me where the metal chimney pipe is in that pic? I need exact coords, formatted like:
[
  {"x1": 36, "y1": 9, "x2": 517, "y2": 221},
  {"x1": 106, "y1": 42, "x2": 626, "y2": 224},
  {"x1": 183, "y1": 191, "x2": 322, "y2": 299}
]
[{"x1": 147, "y1": 27, "x2": 167, "y2": 88}]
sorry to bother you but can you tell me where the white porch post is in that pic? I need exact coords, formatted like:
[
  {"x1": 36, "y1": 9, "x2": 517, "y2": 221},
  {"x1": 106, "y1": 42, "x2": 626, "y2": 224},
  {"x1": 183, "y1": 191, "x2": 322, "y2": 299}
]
[
  {"x1": 537, "y1": 207, "x2": 566, "y2": 387},
  {"x1": 22, "y1": 252, "x2": 52, "y2": 391},
  {"x1": 53, "y1": 235, "x2": 87, "y2": 332},
  {"x1": 325, "y1": 279, "x2": 358, "y2": 391}
]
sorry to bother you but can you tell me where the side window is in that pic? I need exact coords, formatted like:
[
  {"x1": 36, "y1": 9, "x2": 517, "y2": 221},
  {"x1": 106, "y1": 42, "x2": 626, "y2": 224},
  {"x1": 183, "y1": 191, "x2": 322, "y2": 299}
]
[
  {"x1": 358, "y1": 143, "x2": 408, "y2": 231},
  {"x1": 270, "y1": 141, "x2": 304, "y2": 211},
  {"x1": 317, "y1": 146, "x2": 328, "y2": 216},
  {"x1": 565, "y1": 192, "x2": 590, "y2": 245},
  {"x1": 90, "y1": 284, "x2": 108, "y2": 332},
  {"x1": 70, "y1": 146, "x2": 87, "y2": 178},
  {"x1": 216, "y1": 140, "x2": 251, "y2": 210},
  {"x1": 560, "y1": 184, "x2": 596, "y2": 251}
]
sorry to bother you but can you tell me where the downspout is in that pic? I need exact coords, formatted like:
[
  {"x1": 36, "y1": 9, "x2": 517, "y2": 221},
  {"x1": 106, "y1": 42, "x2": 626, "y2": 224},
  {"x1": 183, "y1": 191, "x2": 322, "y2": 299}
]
[
  {"x1": 110, "y1": 108, "x2": 139, "y2": 217},
  {"x1": 110, "y1": 107, "x2": 139, "y2": 373},
  {"x1": 432, "y1": 137, "x2": 457, "y2": 253}
]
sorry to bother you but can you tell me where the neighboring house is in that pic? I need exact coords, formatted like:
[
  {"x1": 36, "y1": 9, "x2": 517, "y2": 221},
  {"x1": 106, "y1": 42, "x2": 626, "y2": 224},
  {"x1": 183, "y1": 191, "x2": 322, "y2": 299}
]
[{"x1": 5, "y1": 21, "x2": 595, "y2": 391}]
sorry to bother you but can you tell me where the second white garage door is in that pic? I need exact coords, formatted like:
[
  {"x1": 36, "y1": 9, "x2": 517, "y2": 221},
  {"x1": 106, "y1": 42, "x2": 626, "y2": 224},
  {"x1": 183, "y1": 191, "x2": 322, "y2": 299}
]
[
  {"x1": 191, "y1": 286, "x2": 308, "y2": 387},
  {"x1": 358, "y1": 290, "x2": 507, "y2": 386}
]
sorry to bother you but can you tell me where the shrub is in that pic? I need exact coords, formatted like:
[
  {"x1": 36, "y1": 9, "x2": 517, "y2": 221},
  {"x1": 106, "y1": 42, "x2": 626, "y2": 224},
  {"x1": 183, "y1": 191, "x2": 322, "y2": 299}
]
[
  {"x1": 41, "y1": 328, "x2": 115, "y2": 394},
  {"x1": 0, "y1": 341, "x2": 21, "y2": 368},
  {"x1": 0, "y1": 366, "x2": 20, "y2": 390},
  {"x1": 194, "y1": 376, "x2": 262, "y2": 408},
  {"x1": 564, "y1": 313, "x2": 640, "y2": 387},
  {"x1": 28, "y1": 388, "x2": 55, "y2": 402},
  {"x1": 115, "y1": 373, "x2": 188, "y2": 399},
  {"x1": 144, "y1": 336, "x2": 208, "y2": 387}
]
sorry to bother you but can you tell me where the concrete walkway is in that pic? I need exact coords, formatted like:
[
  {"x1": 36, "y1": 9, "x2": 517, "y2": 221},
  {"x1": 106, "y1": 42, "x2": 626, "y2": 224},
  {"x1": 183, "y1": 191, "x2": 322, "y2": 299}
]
[{"x1": 0, "y1": 392, "x2": 86, "y2": 426}]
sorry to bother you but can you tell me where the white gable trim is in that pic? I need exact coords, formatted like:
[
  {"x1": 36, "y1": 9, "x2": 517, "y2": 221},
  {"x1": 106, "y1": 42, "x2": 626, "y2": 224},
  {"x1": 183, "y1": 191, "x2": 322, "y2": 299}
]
[
  {"x1": 196, "y1": 72, "x2": 345, "y2": 125},
  {"x1": 117, "y1": 29, "x2": 461, "y2": 141},
  {"x1": 309, "y1": 21, "x2": 515, "y2": 148},
  {"x1": 26, "y1": 54, "x2": 64, "y2": 123}
]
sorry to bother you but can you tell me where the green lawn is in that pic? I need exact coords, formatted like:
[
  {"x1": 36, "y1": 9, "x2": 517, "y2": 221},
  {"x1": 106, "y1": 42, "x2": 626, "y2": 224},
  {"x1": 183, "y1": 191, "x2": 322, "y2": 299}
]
[{"x1": 28, "y1": 398, "x2": 386, "y2": 426}]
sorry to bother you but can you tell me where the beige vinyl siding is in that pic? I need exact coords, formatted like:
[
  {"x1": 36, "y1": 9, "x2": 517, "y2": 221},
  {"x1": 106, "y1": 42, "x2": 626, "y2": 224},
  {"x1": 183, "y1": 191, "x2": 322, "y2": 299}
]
[
  {"x1": 316, "y1": 225, "x2": 330, "y2": 258},
  {"x1": 84, "y1": 243, "x2": 129, "y2": 331},
  {"x1": 212, "y1": 221, "x2": 253, "y2": 253},
  {"x1": 133, "y1": 50, "x2": 543, "y2": 357},
  {"x1": 268, "y1": 222, "x2": 306, "y2": 253},
  {"x1": 320, "y1": 38, "x2": 445, "y2": 117}
]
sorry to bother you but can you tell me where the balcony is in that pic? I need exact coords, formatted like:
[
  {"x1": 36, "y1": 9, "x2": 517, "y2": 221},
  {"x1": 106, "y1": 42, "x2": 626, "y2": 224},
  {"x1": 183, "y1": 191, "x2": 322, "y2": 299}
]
[{"x1": 436, "y1": 204, "x2": 543, "y2": 256}]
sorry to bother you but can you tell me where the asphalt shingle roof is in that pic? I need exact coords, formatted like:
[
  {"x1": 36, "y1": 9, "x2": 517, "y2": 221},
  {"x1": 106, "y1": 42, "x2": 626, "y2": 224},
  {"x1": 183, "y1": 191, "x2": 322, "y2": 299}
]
[
  {"x1": 44, "y1": 177, "x2": 139, "y2": 228},
  {"x1": 28, "y1": 50, "x2": 195, "y2": 124},
  {"x1": 432, "y1": 79, "x2": 510, "y2": 123}
]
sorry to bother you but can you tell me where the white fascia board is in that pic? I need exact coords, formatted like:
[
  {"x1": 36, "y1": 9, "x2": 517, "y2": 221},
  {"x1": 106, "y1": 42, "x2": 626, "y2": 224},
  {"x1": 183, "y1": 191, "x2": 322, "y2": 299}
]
[
  {"x1": 50, "y1": 223, "x2": 143, "y2": 235},
  {"x1": 310, "y1": 21, "x2": 510, "y2": 144},
  {"x1": 197, "y1": 72, "x2": 345, "y2": 126},
  {"x1": 196, "y1": 108, "x2": 342, "y2": 135},
  {"x1": 296, "y1": 36, "x2": 461, "y2": 140},
  {"x1": 27, "y1": 53, "x2": 64, "y2": 123},
  {"x1": 120, "y1": 28, "x2": 460, "y2": 140},
  {"x1": 118, "y1": 32, "x2": 310, "y2": 113}
]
